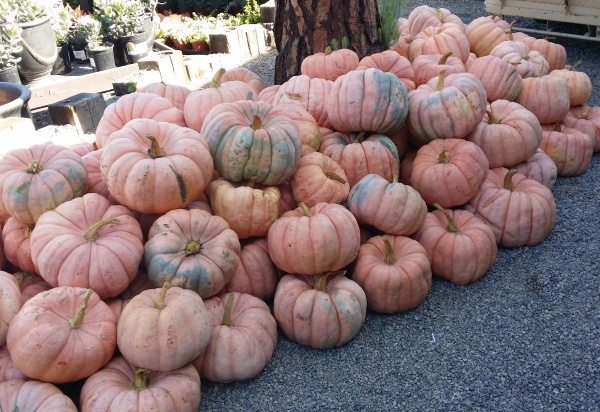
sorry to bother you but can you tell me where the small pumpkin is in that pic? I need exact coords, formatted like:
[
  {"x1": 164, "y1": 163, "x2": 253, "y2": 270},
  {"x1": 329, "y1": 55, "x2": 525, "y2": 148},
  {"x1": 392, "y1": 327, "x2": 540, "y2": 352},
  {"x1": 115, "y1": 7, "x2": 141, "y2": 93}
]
[
  {"x1": 466, "y1": 16, "x2": 509, "y2": 57},
  {"x1": 291, "y1": 152, "x2": 350, "y2": 207},
  {"x1": 0, "y1": 272, "x2": 20, "y2": 347},
  {"x1": 273, "y1": 75, "x2": 333, "y2": 127},
  {"x1": 466, "y1": 55, "x2": 523, "y2": 102},
  {"x1": 138, "y1": 82, "x2": 192, "y2": 111},
  {"x1": 0, "y1": 379, "x2": 77, "y2": 411},
  {"x1": 406, "y1": 5, "x2": 465, "y2": 38},
  {"x1": 221, "y1": 66, "x2": 266, "y2": 94},
  {"x1": 549, "y1": 67, "x2": 593, "y2": 106},
  {"x1": 2, "y1": 218, "x2": 36, "y2": 273},
  {"x1": 489, "y1": 41, "x2": 549, "y2": 78},
  {"x1": 513, "y1": 148, "x2": 558, "y2": 190},
  {"x1": 412, "y1": 52, "x2": 465, "y2": 87},
  {"x1": 517, "y1": 36, "x2": 566, "y2": 71},
  {"x1": 300, "y1": 47, "x2": 359, "y2": 81}
]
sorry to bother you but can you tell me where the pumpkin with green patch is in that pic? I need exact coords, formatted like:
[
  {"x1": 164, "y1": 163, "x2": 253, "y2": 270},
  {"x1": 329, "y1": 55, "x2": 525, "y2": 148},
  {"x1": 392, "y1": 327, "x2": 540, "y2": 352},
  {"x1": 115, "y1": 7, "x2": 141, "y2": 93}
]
[{"x1": 100, "y1": 119, "x2": 214, "y2": 214}]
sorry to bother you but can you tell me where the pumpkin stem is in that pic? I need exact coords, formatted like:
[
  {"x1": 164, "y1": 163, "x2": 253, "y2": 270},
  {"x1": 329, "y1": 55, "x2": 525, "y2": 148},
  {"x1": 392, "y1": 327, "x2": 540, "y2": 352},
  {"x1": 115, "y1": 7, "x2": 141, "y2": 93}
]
[
  {"x1": 436, "y1": 70, "x2": 446, "y2": 91},
  {"x1": 299, "y1": 202, "x2": 312, "y2": 217},
  {"x1": 505, "y1": 20, "x2": 516, "y2": 40},
  {"x1": 324, "y1": 46, "x2": 333, "y2": 55},
  {"x1": 146, "y1": 135, "x2": 165, "y2": 159},
  {"x1": 210, "y1": 68, "x2": 226, "y2": 88},
  {"x1": 383, "y1": 237, "x2": 396, "y2": 265},
  {"x1": 438, "y1": 149, "x2": 451, "y2": 164},
  {"x1": 133, "y1": 368, "x2": 149, "y2": 390},
  {"x1": 503, "y1": 169, "x2": 518, "y2": 191},
  {"x1": 155, "y1": 281, "x2": 171, "y2": 310},
  {"x1": 222, "y1": 293, "x2": 235, "y2": 327},
  {"x1": 438, "y1": 52, "x2": 452, "y2": 65},
  {"x1": 83, "y1": 218, "x2": 119, "y2": 242},
  {"x1": 570, "y1": 60, "x2": 582, "y2": 70},
  {"x1": 185, "y1": 239, "x2": 202, "y2": 256},
  {"x1": 24, "y1": 225, "x2": 33, "y2": 238},
  {"x1": 392, "y1": 175, "x2": 399, "y2": 183},
  {"x1": 92, "y1": 142, "x2": 98, "y2": 151},
  {"x1": 576, "y1": 111, "x2": 590, "y2": 120},
  {"x1": 14, "y1": 272, "x2": 35, "y2": 286},
  {"x1": 436, "y1": 8, "x2": 444, "y2": 22},
  {"x1": 69, "y1": 289, "x2": 94, "y2": 329},
  {"x1": 486, "y1": 110, "x2": 499, "y2": 124},
  {"x1": 355, "y1": 131, "x2": 366, "y2": 143},
  {"x1": 553, "y1": 121, "x2": 562, "y2": 132},
  {"x1": 314, "y1": 270, "x2": 344, "y2": 292},
  {"x1": 251, "y1": 115, "x2": 263, "y2": 130},
  {"x1": 324, "y1": 172, "x2": 346, "y2": 184},
  {"x1": 434, "y1": 203, "x2": 459, "y2": 233},
  {"x1": 26, "y1": 160, "x2": 43, "y2": 174}
]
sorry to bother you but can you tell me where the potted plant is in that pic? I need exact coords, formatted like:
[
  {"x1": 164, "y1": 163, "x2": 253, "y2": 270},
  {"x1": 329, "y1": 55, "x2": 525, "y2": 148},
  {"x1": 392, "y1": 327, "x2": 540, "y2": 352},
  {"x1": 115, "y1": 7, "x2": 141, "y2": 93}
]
[
  {"x1": 0, "y1": 22, "x2": 23, "y2": 84},
  {"x1": 52, "y1": 4, "x2": 74, "y2": 74},
  {"x1": 0, "y1": 0, "x2": 57, "y2": 83},
  {"x1": 70, "y1": 13, "x2": 116, "y2": 72}
]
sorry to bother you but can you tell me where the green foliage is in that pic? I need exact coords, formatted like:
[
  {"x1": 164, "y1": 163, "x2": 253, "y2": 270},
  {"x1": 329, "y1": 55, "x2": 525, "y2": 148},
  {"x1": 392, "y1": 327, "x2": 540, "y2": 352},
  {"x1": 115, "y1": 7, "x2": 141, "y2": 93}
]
[
  {"x1": 52, "y1": 4, "x2": 74, "y2": 45},
  {"x1": 93, "y1": 0, "x2": 146, "y2": 39},
  {"x1": 378, "y1": 0, "x2": 404, "y2": 46},
  {"x1": 0, "y1": 22, "x2": 22, "y2": 69},
  {"x1": 69, "y1": 14, "x2": 103, "y2": 47},
  {"x1": 0, "y1": 0, "x2": 48, "y2": 23},
  {"x1": 238, "y1": 0, "x2": 260, "y2": 24}
]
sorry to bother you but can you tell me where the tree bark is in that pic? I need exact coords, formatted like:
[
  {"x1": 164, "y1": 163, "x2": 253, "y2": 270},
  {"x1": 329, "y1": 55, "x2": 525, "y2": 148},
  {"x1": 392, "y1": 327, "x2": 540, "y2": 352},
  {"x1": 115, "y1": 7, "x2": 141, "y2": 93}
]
[{"x1": 274, "y1": 0, "x2": 385, "y2": 84}]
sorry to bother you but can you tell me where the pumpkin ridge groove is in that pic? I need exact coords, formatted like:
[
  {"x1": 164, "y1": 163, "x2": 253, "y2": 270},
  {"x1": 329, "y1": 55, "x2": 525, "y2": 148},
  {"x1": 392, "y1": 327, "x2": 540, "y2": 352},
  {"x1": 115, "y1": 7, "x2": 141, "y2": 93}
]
[{"x1": 169, "y1": 165, "x2": 188, "y2": 203}]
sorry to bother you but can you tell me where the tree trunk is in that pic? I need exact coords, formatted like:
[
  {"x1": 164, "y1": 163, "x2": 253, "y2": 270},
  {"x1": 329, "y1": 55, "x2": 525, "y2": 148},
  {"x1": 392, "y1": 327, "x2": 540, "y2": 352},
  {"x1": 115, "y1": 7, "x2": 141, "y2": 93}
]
[{"x1": 274, "y1": 0, "x2": 384, "y2": 84}]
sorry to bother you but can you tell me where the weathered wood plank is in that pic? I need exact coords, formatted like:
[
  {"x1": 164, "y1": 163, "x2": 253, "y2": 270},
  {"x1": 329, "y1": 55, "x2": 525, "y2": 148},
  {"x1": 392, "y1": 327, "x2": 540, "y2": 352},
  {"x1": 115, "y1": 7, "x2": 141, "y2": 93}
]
[{"x1": 47, "y1": 93, "x2": 107, "y2": 134}]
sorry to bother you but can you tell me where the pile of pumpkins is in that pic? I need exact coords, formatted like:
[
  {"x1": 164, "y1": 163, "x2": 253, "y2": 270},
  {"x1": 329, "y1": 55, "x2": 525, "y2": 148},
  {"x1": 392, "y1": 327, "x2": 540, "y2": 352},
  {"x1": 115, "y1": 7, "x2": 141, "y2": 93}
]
[{"x1": 0, "y1": 4, "x2": 598, "y2": 410}]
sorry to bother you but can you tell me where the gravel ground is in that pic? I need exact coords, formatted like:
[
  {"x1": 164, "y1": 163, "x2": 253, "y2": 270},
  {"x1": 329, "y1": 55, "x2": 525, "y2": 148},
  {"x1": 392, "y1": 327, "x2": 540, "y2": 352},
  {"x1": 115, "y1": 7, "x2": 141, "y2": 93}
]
[{"x1": 199, "y1": 1, "x2": 600, "y2": 411}]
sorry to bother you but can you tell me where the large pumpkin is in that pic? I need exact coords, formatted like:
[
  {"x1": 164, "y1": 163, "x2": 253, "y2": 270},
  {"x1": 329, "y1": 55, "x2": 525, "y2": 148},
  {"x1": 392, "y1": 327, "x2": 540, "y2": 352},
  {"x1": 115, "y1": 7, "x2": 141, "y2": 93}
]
[
  {"x1": 80, "y1": 357, "x2": 201, "y2": 412},
  {"x1": 408, "y1": 24, "x2": 470, "y2": 63},
  {"x1": 513, "y1": 148, "x2": 558, "y2": 190},
  {"x1": 194, "y1": 292, "x2": 277, "y2": 382},
  {"x1": 0, "y1": 272, "x2": 20, "y2": 347},
  {"x1": 272, "y1": 75, "x2": 333, "y2": 127},
  {"x1": 406, "y1": 5, "x2": 465, "y2": 38},
  {"x1": 30, "y1": 193, "x2": 143, "y2": 299},
  {"x1": 117, "y1": 283, "x2": 212, "y2": 372},
  {"x1": 0, "y1": 143, "x2": 87, "y2": 224},
  {"x1": 7, "y1": 287, "x2": 116, "y2": 383},
  {"x1": 267, "y1": 202, "x2": 360, "y2": 275},
  {"x1": 270, "y1": 103, "x2": 321, "y2": 156},
  {"x1": 144, "y1": 209, "x2": 241, "y2": 298},
  {"x1": 352, "y1": 235, "x2": 431, "y2": 313},
  {"x1": 201, "y1": 100, "x2": 302, "y2": 186},
  {"x1": 273, "y1": 272, "x2": 367, "y2": 348},
  {"x1": 300, "y1": 47, "x2": 359, "y2": 81},
  {"x1": 0, "y1": 379, "x2": 77, "y2": 411},
  {"x1": 564, "y1": 105, "x2": 600, "y2": 152},
  {"x1": 466, "y1": 55, "x2": 523, "y2": 102},
  {"x1": 539, "y1": 123, "x2": 594, "y2": 177},
  {"x1": 465, "y1": 16, "x2": 509, "y2": 57},
  {"x1": 100, "y1": 118, "x2": 214, "y2": 214},
  {"x1": 517, "y1": 36, "x2": 566, "y2": 71},
  {"x1": 489, "y1": 41, "x2": 549, "y2": 78},
  {"x1": 516, "y1": 75, "x2": 570, "y2": 125},
  {"x1": 291, "y1": 152, "x2": 350, "y2": 207},
  {"x1": 1, "y1": 217, "x2": 36, "y2": 273},
  {"x1": 549, "y1": 68, "x2": 593, "y2": 106},
  {"x1": 326, "y1": 68, "x2": 409, "y2": 134}
]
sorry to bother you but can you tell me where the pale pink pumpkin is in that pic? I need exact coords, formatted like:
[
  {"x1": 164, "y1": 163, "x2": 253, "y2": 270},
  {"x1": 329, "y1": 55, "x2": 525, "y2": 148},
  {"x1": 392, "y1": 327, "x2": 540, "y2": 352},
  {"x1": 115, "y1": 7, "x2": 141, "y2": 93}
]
[
  {"x1": 409, "y1": 24, "x2": 470, "y2": 63},
  {"x1": 468, "y1": 100, "x2": 543, "y2": 168},
  {"x1": 565, "y1": 105, "x2": 600, "y2": 151},
  {"x1": 518, "y1": 36, "x2": 567, "y2": 71},
  {"x1": 513, "y1": 148, "x2": 558, "y2": 190},
  {"x1": 223, "y1": 238, "x2": 278, "y2": 301},
  {"x1": 81, "y1": 148, "x2": 116, "y2": 203},
  {"x1": 356, "y1": 50, "x2": 415, "y2": 91},
  {"x1": 399, "y1": 150, "x2": 417, "y2": 186},
  {"x1": 221, "y1": 66, "x2": 266, "y2": 94},
  {"x1": 414, "y1": 205, "x2": 497, "y2": 285},
  {"x1": 1, "y1": 346, "x2": 26, "y2": 382},
  {"x1": 516, "y1": 75, "x2": 570, "y2": 125},
  {"x1": 7, "y1": 287, "x2": 116, "y2": 383},
  {"x1": 267, "y1": 202, "x2": 360, "y2": 275},
  {"x1": 12, "y1": 272, "x2": 51, "y2": 305},
  {"x1": 80, "y1": 357, "x2": 201, "y2": 412},
  {"x1": 30, "y1": 193, "x2": 144, "y2": 299},
  {"x1": 270, "y1": 103, "x2": 321, "y2": 155},
  {"x1": 412, "y1": 52, "x2": 465, "y2": 87},
  {"x1": 300, "y1": 47, "x2": 359, "y2": 81},
  {"x1": 70, "y1": 141, "x2": 96, "y2": 156},
  {"x1": 277, "y1": 181, "x2": 296, "y2": 214},
  {"x1": 406, "y1": 5, "x2": 465, "y2": 38},
  {"x1": 95, "y1": 92, "x2": 186, "y2": 148},
  {"x1": 467, "y1": 55, "x2": 523, "y2": 102},
  {"x1": 411, "y1": 138, "x2": 489, "y2": 207},
  {"x1": 489, "y1": 41, "x2": 549, "y2": 78},
  {"x1": 273, "y1": 273, "x2": 367, "y2": 348},
  {"x1": 194, "y1": 292, "x2": 277, "y2": 382},
  {"x1": 2, "y1": 218, "x2": 36, "y2": 273},
  {"x1": 539, "y1": 124, "x2": 594, "y2": 176},
  {"x1": 549, "y1": 68, "x2": 593, "y2": 106},
  {"x1": 407, "y1": 71, "x2": 487, "y2": 145},
  {"x1": 0, "y1": 379, "x2": 77, "y2": 411},
  {"x1": 257, "y1": 84, "x2": 280, "y2": 104},
  {"x1": 273, "y1": 75, "x2": 333, "y2": 127},
  {"x1": 389, "y1": 127, "x2": 409, "y2": 159},
  {"x1": 291, "y1": 152, "x2": 350, "y2": 207},
  {"x1": 465, "y1": 168, "x2": 557, "y2": 247},
  {"x1": 466, "y1": 16, "x2": 509, "y2": 57},
  {"x1": 0, "y1": 272, "x2": 20, "y2": 347},
  {"x1": 352, "y1": 235, "x2": 431, "y2": 313},
  {"x1": 138, "y1": 82, "x2": 192, "y2": 111}
]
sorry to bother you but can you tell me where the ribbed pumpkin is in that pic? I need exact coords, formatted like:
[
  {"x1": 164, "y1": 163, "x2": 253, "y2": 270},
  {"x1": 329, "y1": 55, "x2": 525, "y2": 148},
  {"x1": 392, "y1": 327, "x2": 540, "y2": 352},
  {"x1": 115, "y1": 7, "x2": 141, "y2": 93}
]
[
  {"x1": 267, "y1": 202, "x2": 360, "y2": 275},
  {"x1": 29, "y1": 193, "x2": 144, "y2": 299},
  {"x1": 95, "y1": 92, "x2": 185, "y2": 148},
  {"x1": 221, "y1": 66, "x2": 266, "y2": 94},
  {"x1": 223, "y1": 238, "x2": 278, "y2": 301},
  {"x1": 80, "y1": 357, "x2": 201, "y2": 412},
  {"x1": 517, "y1": 36, "x2": 567, "y2": 71},
  {"x1": 0, "y1": 143, "x2": 87, "y2": 225},
  {"x1": 466, "y1": 16, "x2": 509, "y2": 57},
  {"x1": 272, "y1": 75, "x2": 333, "y2": 127},
  {"x1": 138, "y1": 82, "x2": 192, "y2": 111},
  {"x1": 468, "y1": 100, "x2": 543, "y2": 168},
  {"x1": 273, "y1": 272, "x2": 367, "y2": 348},
  {"x1": 144, "y1": 209, "x2": 241, "y2": 298},
  {"x1": 183, "y1": 68, "x2": 256, "y2": 132},
  {"x1": 539, "y1": 123, "x2": 594, "y2": 176},
  {"x1": 291, "y1": 152, "x2": 350, "y2": 207},
  {"x1": 209, "y1": 178, "x2": 281, "y2": 239},
  {"x1": 2, "y1": 217, "x2": 36, "y2": 273},
  {"x1": 12, "y1": 272, "x2": 51, "y2": 304},
  {"x1": 406, "y1": 5, "x2": 465, "y2": 38},
  {"x1": 100, "y1": 118, "x2": 214, "y2": 214},
  {"x1": 0, "y1": 380, "x2": 77, "y2": 411},
  {"x1": 1, "y1": 346, "x2": 26, "y2": 381},
  {"x1": 326, "y1": 68, "x2": 409, "y2": 134},
  {"x1": 257, "y1": 84, "x2": 280, "y2": 104},
  {"x1": 117, "y1": 283, "x2": 212, "y2": 372},
  {"x1": 412, "y1": 52, "x2": 465, "y2": 87},
  {"x1": 7, "y1": 287, "x2": 116, "y2": 383},
  {"x1": 270, "y1": 103, "x2": 321, "y2": 155},
  {"x1": 300, "y1": 47, "x2": 359, "y2": 81},
  {"x1": 194, "y1": 292, "x2": 277, "y2": 382},
  {"x1": 565, "y1": 105, "x2": 600, "y2": 152},
  {"x1": 513, "y1": 148, "x2": 558, "y2": 190},
  {"x1": 465, "y1": 168, "x2": 557, "y2": 247},
  {"x1": 489, "y1": 41, "x2": 549, "y2": 78},
  {"x1": 408, "y1": 24, "x2": 470, "y2": 63},
  {"x1": 549, "y1": 68, "x2": 593, "y2": 106},
  {"x1": 352, "y1": 235, "x2": 431, "y2": 313},
  {"x1": 356, "y1": 50, "x2": 415, "y2": 91},
  {"x1": 82, "y1": 148, "x2": 116, "y2": 203},
  {"x1": 202, "y1": 100, "x2": 302, "y2": 186},
  {"x1": 516, "y1": 75, "x2": 570, "y2": 125},
  {"x1": 319, "y1": 131, "x2": 400, "y2": 187},
  {"x1": 407, "y1": 71, "x2": 487, "y2": 145},
  {"x1": 414, "y1": 205, "x2": 497, "y2": 285},
  {"x1": 411, "y1": 138, "x2": 489, "y2": 207},
  {"x1": 0, "y1": 272, "x2": 20, "y2": 346},
  {"x1": 346, "y1": 174, "x2": 427, "y2": 236},
  {"x1": 399, "y1": 150, "x2": 417, "y2": 186},
  {"x1": 467, "y1": 55, "x2": 523, "y2": 102}
]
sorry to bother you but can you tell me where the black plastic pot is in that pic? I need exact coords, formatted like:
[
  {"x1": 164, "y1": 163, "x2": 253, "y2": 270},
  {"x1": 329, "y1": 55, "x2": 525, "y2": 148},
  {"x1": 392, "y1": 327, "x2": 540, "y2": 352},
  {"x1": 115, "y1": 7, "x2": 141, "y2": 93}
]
[
  {"x1": 0, "y1": 81, "x2": 31, "y2": 118},
  {"x1": 88, "y1": 43, "x2": 116, "y2": 72},
  {"x1": 120, "y1": 31, "x2": 149, "y2": 64},
  {"x1": 71, "y1": 42, "x2": 89, "y2": 63},
  {"x1": 51, "y1": 44, "x2": 73, "y2": 75},
  {"x1": 0, "y1": 65, "x2": 22, "y2": 84}
]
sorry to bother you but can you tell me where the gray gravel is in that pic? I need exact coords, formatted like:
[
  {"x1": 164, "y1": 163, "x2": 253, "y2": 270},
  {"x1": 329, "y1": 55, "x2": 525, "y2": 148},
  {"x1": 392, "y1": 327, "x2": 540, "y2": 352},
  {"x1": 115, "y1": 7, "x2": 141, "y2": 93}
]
[{"x1": 201, "y1": 1, "x2": 600, "y2": 411}]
